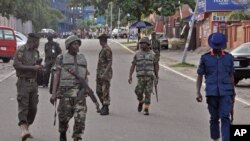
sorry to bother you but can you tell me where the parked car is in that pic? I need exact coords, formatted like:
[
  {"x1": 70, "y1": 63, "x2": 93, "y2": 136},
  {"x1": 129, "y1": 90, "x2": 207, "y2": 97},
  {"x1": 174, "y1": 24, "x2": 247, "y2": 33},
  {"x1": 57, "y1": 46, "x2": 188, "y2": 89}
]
[
  {"x1": 111, "y1": 27, "x2": 128, "y2": 39},
  {"x1": 230, "y1": 42, "x2": 250, "y2": 85},
  {"x1": 0, "y1": 26, "x2": 16, "y2": 63},
  {"x1": 15, "y1": 31, "x2": 27, "y2": 49},
  {"x1": 38, "y1": 28, "x2": 58, "y2": 38},
  {"x1": 149, "y1": 32, "x2": 168, "y2": 49}
]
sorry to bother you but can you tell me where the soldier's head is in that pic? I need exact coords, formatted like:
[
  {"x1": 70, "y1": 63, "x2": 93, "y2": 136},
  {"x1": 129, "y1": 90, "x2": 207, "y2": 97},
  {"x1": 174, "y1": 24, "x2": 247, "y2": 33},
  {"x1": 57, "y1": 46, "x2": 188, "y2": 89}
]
[
  {"x1": 151, "y1": 32, "x2": 156, "y2": 39},
  {"x1": 98, "y1": 34, "x2": 108, "y2": 46},
  {"x1": 27, "y1": 33, "x2": 40, "y2": 49},
  {"x1": 65, "y1": 35, "x2": 81, "y2": 55},
  {"x1": 47, "y1": 34, "x2": 53, "y2": 42},
  {"x1": 139, "y1": 37, "x2": 150, "y2": 51}
]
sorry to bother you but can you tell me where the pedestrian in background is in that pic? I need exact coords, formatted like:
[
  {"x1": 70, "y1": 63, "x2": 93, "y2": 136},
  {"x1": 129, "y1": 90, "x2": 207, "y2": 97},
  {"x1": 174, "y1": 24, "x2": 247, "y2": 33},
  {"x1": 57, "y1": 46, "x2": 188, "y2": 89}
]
[
  {"x1": 196, "y1": 32, "x2": 235, "y2": 141},
  {"x1": 13, "y1": 33, "x2": 42, "y2": 141},
  {"x1": 128, "y1": 37, "x2": 159, "y2": 115},
  {"x1": 43, "y1": 34, "x2": 61, "y2": 87},
  {"x1": 150, "y1": 31, "x2": 161, "y2": 76},
  {"x1": 50, "y1": 35, "x2": 88, "y2": 141},
  {"x1": 96, "y1": 33, "x2": 113, "y2": 115}
]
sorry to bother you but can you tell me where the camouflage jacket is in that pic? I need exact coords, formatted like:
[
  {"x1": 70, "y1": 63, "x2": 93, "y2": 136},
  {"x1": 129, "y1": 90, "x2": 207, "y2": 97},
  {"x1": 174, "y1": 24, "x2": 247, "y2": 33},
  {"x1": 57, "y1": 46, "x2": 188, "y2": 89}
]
[{"x1": 97, "y1": 45, "x2": 113, "y2": 81}]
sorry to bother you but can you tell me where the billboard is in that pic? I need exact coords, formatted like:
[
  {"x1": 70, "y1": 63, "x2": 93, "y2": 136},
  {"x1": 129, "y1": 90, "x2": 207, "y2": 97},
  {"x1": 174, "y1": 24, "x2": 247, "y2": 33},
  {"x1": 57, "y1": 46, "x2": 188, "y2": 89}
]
[{"x1": 197, "y1": 0, "x2": 248, "y2": 13}]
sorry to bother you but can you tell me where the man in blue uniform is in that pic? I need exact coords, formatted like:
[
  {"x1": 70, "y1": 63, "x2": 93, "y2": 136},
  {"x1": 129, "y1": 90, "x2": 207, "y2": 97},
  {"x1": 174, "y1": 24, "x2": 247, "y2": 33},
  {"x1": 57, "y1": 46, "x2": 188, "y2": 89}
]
[{"x1": 196, "y1": 32, "x2": 235, "y2": 141}]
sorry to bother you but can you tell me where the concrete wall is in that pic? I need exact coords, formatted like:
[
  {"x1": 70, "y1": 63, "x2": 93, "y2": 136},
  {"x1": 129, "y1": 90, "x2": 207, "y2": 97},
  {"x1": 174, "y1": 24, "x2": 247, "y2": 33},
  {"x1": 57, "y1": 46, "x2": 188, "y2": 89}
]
[{"x1": 0, "y1": 15, "x2": 33, "y2": 35}]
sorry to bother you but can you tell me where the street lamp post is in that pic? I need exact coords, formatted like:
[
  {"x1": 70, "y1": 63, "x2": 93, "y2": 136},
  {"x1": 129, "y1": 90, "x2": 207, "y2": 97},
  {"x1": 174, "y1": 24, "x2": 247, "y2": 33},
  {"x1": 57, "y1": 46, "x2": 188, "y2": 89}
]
[{"x1": 127, "y1": 13, "x2": 130, "y2": 43}]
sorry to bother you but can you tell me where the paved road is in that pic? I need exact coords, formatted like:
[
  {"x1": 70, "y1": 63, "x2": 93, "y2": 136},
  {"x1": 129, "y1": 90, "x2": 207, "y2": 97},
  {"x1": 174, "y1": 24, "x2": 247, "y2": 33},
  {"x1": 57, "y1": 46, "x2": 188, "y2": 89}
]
[{"x1": 0, "y1": 39, "x2": 250, "y2": 141}]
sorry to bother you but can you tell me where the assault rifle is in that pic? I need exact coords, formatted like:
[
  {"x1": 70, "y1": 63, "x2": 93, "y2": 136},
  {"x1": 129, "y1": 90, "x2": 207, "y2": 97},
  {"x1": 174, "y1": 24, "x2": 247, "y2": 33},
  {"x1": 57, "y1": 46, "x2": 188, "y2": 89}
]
[
  {"x1": 154, "y1": 78, "x2": 158, "y2": 102},
  {"x1": 64, "y1": 68, "x2": 101, "y2": 113}
]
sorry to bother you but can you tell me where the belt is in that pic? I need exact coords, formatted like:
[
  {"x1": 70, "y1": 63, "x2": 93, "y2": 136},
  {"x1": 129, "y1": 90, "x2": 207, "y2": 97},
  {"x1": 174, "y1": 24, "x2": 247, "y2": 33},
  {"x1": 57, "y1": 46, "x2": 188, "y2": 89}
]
[{"x1": 19, "y1": 77, "x2": 36, "y2": 83}]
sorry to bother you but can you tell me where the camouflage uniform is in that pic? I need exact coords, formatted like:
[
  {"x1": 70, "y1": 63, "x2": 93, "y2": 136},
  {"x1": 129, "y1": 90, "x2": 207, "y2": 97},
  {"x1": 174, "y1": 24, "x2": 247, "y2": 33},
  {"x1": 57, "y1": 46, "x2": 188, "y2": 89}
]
[
  {"x1": 150, "y1": 38, "x2": 160, "y2": 62},
  {"x1": 13, "y1": 45, "x2": 40, "y2": 126},
  {"x1": 54, "y1": 36, "x2": 87, "y2": 140},
  {"x1": 132, "y1": 50, "x2": 156, "y2": 105},
  {"x1": 44, "y1": 40, "x2": 61, "y2": 86},
  {"x1": 96, "y1": 46, "x2": 113, "y2": 105}
]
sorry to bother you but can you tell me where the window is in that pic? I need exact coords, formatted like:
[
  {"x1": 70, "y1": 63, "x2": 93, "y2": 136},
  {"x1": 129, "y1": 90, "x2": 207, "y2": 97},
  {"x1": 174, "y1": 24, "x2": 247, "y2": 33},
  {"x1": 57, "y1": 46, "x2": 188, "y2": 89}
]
[{"x1": 0, "y1": 29, "x2": 15, "y2": 40}]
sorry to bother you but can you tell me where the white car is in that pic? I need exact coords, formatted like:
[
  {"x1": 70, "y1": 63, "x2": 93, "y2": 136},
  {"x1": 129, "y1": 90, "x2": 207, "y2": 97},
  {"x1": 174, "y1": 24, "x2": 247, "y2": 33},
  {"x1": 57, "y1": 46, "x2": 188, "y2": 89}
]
[{"x1": 15, "y1": 31, "x2": 27, "y2": 49}]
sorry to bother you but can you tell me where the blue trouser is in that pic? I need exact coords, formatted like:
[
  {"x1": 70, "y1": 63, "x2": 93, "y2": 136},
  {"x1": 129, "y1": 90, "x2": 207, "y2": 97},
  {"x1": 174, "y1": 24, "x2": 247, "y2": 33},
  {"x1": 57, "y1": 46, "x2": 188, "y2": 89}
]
[{"x1": 207, "y1": 96, "x2": 233, "y2": 141}]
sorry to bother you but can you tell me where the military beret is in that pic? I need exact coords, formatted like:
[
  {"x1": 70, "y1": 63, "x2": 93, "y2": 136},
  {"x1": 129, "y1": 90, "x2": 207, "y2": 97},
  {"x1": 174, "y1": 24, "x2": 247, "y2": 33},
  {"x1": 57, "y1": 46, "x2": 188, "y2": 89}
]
[
  {"x1": 28, "y1": 33, "x2": 40, "y2": 39},
  {"x1": 98, "y1": 34, "x2": 109, "y2": 39}
]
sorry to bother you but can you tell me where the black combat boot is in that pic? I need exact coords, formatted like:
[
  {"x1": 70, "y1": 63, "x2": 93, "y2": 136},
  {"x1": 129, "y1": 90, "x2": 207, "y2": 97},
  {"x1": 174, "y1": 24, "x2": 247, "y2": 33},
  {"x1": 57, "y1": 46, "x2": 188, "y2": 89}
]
[
  {"x1": 100, "y1": 105, "x2": 109, "y2": 115},
  {"x1": 137, "y1": 102, "x2": 143, "y2": 112},
  {"x1": 60, "y1": 131, "x2": 67, "y2": 141},
  {"x1": 143, "y1": 109, "x2": 149, "y2": 115}
]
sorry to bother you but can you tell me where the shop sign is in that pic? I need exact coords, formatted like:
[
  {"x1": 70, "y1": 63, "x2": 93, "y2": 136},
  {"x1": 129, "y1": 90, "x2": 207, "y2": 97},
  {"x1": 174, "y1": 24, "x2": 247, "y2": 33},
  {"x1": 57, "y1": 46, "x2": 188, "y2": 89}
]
[
  {"x1": 197, "y1": 0, "x2": 247, "y2": 14},
  {"x1": 212, "y1": 12, "x2": 230, "y2": 21}
]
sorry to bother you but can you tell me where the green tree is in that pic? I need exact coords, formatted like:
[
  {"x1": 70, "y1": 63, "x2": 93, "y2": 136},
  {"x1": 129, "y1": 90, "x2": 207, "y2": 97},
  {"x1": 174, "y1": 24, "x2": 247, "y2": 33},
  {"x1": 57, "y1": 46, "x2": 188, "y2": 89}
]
[
  {"x1": 228, "y1": 10, "x2": 250, "y2": 21},
  {"x1": 0, "y1": 0, "x2": 18, "y2": 18},
  {"x1": 68, "y1": 0, "x2": 196, "y2": 36},
  {"x1": 0, "y1": 0, "x2": 64, "y2": 32},
  {"x1": 227, "y1": 0, "x2": 250, "y2": 21}
]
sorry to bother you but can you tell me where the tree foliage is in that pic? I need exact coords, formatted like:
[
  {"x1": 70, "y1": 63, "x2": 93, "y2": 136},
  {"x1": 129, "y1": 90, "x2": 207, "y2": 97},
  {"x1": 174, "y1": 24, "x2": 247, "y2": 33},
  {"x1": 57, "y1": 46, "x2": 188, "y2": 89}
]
[
  {"x1": 0, "y1": 0, "x2": 64, "y2": 32},
  {"x1": 0, "y1": 0, "x2": 17, "y2": 18},
  {"x1": 69, "y1": 0, "x2": 195, "y2": 22}
]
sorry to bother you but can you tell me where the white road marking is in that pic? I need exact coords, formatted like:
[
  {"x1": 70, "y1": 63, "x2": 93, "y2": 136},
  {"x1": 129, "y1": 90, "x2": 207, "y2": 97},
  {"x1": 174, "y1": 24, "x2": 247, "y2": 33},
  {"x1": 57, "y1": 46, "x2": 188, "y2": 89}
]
[{"x1": 110, "y1": 40, "x2": 250, "y2": 107}]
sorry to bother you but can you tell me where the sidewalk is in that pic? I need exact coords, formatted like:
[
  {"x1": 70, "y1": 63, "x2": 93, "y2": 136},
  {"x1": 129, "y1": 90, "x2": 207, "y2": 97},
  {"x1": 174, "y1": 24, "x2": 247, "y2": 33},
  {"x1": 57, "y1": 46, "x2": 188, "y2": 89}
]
[
  {"x1": 112, "y1": 39, "x2": 250, "y2": 83},
  {"x1": 112, "y1": 38, "x2": 208, "y2": 79}
]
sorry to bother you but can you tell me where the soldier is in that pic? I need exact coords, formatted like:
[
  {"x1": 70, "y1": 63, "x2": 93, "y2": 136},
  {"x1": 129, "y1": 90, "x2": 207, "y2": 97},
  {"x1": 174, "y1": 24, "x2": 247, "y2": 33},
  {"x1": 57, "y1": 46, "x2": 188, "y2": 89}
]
[
  {"x1": 150, "y1": 32, "x2": 161, "y2": 75},
  {"x1": 128, "y1": 37, "x2": 159, "y2": 115},
  {"x1": 43, "y1": 34, "x2": 62, "y2": 87},
  {"x1": 13, "y1": 33, "x2": 42, "y2": 141},
  {"x1": 50, "y1": 35, "x2": 88, "y2": 141},
  {"x1": 196, "y1": 33, "x2": 235, "y2": 141},
  {"x1": 96, "y1": 33, "x2": 113, "y2": 115}
]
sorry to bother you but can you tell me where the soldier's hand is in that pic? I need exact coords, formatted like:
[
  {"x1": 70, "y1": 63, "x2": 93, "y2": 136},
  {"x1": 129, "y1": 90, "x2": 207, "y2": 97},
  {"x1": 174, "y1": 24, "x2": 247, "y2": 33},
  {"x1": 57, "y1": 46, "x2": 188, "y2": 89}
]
[
  {"x1": 33, "y1": 65, "x2": 43, "y2": 71},
  {"x1": 128, "y1": 77, "x2": 132, "y2": 84},
  {"x1": 95, "y1": 102, "x2": 101, "y2": 113},
  {"x1": 196, "y1": 92, "x2": 202, "y2": 102},
  {"x1": 50, "y1": 95, "x2": 56, "y2": 105}
]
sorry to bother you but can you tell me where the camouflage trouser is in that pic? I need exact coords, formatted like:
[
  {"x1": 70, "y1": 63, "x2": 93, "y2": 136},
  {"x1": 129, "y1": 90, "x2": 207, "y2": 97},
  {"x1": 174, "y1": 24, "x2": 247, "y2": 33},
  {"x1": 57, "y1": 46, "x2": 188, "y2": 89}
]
[
  {"x1": 44, "y1": 61, "x2": 54, "y2": 85},
  {"x1": 58, "y1": 97, "x2": 87, "y2": 140},
  {"x1": 16, "y1": 78, "x2": 39, "y2": 126},
  {"x1": 154, "y1": 53, "x2": 160, "y2": 62},
  {"x1": 96, "y1": 78, "x2": 111, "y2": 105},
  {"x1": 135, "y1": 76, "x2": 153, "y2": 104}
]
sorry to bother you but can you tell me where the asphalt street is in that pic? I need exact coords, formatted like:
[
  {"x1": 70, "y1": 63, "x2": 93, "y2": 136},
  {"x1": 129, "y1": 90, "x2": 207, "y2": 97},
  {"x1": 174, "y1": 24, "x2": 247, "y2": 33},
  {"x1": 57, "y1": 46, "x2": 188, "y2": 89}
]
[{"x1": 0, "y1": 38, "x2": 250, "y2": 141}]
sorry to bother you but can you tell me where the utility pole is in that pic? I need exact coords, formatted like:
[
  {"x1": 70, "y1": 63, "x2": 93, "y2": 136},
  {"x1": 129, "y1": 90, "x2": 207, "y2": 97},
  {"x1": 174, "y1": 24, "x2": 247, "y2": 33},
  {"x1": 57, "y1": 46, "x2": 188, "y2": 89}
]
[
  {"x1": 110, "y1": 1, "x2": 113, "y2": 31},
  {"x1": 181, "y1": 0, "x2": 198, "y2": 63},
  {"x1": 118, "y1": 8, "x2": 120, "y2": 30}
]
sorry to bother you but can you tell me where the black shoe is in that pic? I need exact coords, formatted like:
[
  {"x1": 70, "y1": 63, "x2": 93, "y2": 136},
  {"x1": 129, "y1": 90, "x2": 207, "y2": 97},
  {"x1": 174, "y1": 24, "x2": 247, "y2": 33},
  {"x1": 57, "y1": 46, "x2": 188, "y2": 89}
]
[
  {"x1": 144, "y1": 109, "x2": 149, "y2": 115},
  {"x1": 100, "y1": 105, "x2": 109, "y2": 115},
  {"x1": 60, "y1": 132, "x2": 67, "y2": 141},
  {"x1": 138, "y1": 103, "x2": 143, "y2": 112}
]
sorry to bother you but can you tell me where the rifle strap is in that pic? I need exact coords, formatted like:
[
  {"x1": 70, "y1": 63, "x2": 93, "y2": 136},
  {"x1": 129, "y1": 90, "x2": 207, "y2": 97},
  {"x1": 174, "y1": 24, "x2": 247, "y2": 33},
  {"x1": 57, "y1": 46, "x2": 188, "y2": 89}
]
[{"x1": 73, "y1": 55, "x2": 79, "y2": 76}]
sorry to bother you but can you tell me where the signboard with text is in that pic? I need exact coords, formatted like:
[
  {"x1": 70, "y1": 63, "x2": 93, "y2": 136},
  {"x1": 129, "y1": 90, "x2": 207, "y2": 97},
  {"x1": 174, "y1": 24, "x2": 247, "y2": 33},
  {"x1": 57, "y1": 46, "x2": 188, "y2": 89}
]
[{"x1": 197, "y1": 0, "x2": 248, "y2": 14}]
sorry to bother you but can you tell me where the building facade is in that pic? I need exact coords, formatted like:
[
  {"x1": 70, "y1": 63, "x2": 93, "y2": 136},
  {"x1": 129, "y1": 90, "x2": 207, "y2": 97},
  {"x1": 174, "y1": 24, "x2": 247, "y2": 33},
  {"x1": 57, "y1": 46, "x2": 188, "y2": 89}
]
[{"x1": 196, "y1": 0, "x2": 249, "y2": 48}]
